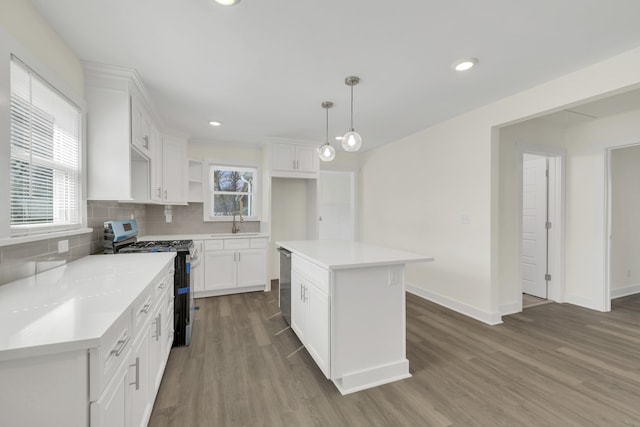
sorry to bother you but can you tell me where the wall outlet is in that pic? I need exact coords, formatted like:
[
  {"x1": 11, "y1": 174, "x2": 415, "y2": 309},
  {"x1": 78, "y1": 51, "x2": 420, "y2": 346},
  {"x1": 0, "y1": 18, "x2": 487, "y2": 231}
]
[
  {"x1": 58, "y1": 240, "x2": 69, "y2": 254},
  {"x1": 461, "y1": 213, "x2": 471, "y2": 224}
]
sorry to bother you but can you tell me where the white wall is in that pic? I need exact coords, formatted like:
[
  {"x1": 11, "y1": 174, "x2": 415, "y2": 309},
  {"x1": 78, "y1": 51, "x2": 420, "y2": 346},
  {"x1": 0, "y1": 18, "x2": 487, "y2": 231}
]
[
  {"x1": 610, "y1": 144, "x2": 640, "y2": 296},
  {"x1": 359, "y1": 46, "x2": 640, "y2": 324},
  {"x1": 0, "y1": 1, "x2": 83, "y2": 95},
  {"x1": 270, "y1": 178, "x2": 308, "y2": 279}
]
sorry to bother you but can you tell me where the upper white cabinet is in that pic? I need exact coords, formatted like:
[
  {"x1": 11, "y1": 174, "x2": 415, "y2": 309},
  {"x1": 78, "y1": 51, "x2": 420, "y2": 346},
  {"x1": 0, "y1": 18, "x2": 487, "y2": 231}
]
[
  {"x1": 270, "y1": 142, "x2": 319, "y2": 178},
  {"x1": 187, "y1": 160, "x2": 204, "y2": 203},
  {"x1": 84, "y1": 62, "x2": 187, "y2": 204},
  {"x1": 151, "y1": 134, "x2": 188, "y2": 204},
  {"x1": 84, "y1": 63, "x2": 153, "y2": 201},
  {"x1": 131, "y1": 98, "x2": 154, "y2": 159}
]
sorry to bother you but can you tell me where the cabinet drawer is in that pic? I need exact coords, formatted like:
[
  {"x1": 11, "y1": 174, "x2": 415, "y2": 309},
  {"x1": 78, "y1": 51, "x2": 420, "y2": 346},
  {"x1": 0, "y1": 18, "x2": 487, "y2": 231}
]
[
  {"x1": 132, "y1": 288, "x2": 154, "y2": 336},
  {"x1": 250, "y1": 238, "x2": 267, "y2": 249},
  {"x1": 292, "y1": 255, "x2": 330, "y2": 295},
  {"x1": 205, "y1": 240, "x2": 224, "y2": 251},
  {"x1": 89, "y1": 311, "x2": 132, "y2": 401},
  {"x1": 224, "y1": 239, "x2": 250, "y2": 250},
  {"x1": 154, "y1": 271, "x2": 171, "y2": 297}
]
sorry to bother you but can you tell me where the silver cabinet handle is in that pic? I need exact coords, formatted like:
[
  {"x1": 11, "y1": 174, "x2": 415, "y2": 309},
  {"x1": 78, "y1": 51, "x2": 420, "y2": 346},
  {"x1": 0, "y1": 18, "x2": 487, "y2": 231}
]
[
  {"x1": 110, "y1": 335, "x2": 130, "y2": 356},
  {"x1": 140, "y1": 302, "x2": 152, "y2": 314},
  {"x1": 129, "y1": 357, "x2": 140, "y2": 390},
  {"x1": 238, "y1": 252, "x2": 241, "y2": 262},
  {"x1": 153, "y1": 314, "x2": 161, "y2": 340},
  {"x1": 300, "y1": 283, "x2": 303, "y2": 301},
  {"x1": 143, "y1": 135, "x2": 149, "y2": 149},
  {"x1": 293, "y1": 159, "x2": 296, "y2": 170},
  {"x1": 164, "y1": 189, "x2": 168, "y2": 200}
]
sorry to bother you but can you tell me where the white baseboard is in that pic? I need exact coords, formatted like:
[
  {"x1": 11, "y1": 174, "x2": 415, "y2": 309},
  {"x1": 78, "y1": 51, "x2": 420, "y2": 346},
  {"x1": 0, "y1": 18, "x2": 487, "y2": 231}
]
[
  {"x1": 611, "y1": 283, "x2": 640, "y2": 299},
  {"x1": 564, "y1": 293, "x2": 604, "y2": 311},
  {"x1": 499, "y1": 302, "x2": 521, "y2": 316},
  {"x1": 406, "y1": 283, "x2": 503, "y2": 325}
]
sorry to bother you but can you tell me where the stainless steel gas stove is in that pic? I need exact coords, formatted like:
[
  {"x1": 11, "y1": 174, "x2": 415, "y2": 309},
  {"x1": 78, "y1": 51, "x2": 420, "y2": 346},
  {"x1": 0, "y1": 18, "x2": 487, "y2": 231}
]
[{"x1": 103, "y1": 219, "x2": 197, "y2": 347}]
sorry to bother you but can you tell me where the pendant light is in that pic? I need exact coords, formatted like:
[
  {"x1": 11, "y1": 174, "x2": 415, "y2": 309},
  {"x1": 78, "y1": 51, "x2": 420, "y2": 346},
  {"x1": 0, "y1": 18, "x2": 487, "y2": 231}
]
[
  {"x1": 318, "y1": 101, "x2": 336, "y2": 162},
  {"x1": 342, "y1": 76, "x2": 362, "y2": 152}
]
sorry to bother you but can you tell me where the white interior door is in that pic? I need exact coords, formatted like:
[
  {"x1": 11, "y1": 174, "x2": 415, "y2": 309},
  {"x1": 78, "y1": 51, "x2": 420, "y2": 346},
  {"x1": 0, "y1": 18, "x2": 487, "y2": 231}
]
[
  {"x1": 319, "y1": 171, "x2": 355, "y2": 240},
  {"x1": 521, "y1": 154, "x2": 548, "y2": 298}
]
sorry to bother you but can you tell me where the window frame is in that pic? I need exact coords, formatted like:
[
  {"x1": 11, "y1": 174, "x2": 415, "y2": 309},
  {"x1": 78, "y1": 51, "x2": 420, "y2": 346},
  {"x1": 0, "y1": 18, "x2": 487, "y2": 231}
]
[
  {"x1": 0, "y1": 28, "x2": 87, "y2": 240},
  {"x1": 204, "y1": 161, "x2": 260, "y2": 222}
]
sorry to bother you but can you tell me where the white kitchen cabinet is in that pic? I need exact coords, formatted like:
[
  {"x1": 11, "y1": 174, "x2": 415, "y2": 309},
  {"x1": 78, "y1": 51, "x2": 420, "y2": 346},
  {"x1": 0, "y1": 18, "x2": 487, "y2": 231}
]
[
  {"x1": 204, "y1": 250, "x2": 236, "y2": 290},
  {"x1": 271, "y1": 142, "x2": 319, "y2": 178},
  {"x1": 131, "y1": 98, "x2": 154, "y2": 159},
  {"x1": 129, "y1": 325, "x2": 151, "y2": 427},
  {"x1": 291, "y1": 270, "x2": 308, "y2": 342},
  {"x1": 151, "y1": 134, "x2": 188, "y2": 204},
  {"x1": 90, "y1": 352, "x2": 130, "y2": 427},
  {"x1": 290, "y1": 268, "x2": 330, "y2": 377},
  {"x1": 84, "y1": 64, "x2": 154, "y2": 202},
  {"x1": 198, "y1": 237, "x2": 268, "y2": 297},
  {"x1": 0, "y1": 254, "x2": 176, "y2": 427},
  {"x1": 188, "y1": 160, "x2": 204, "y2": 203},
  {"x1": 192, "y1": 240, "x2": 205, "y2": 292}
]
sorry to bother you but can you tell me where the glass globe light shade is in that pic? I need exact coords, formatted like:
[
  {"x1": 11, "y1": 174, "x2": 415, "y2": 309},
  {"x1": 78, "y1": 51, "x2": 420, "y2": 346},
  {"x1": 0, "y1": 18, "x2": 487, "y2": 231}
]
[
  {"x1": 341, "y1": 131, "x2": 362, "y2": 152},
  {"x1": 318, "y1": 144, "x2": 336, "y2": 162}
]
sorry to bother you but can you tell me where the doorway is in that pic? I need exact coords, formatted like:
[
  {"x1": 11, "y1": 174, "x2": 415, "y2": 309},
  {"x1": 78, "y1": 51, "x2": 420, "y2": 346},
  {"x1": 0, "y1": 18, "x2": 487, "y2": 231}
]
[
  {"x1": 517, "y1": 144, "x2": 565, "y2": 310},
  {"x1": 318, "y1": 170, "x2": 356, "y2": 240},
  {"x1": 607, "y1": 144, "x2": 640, "y2": 304}
]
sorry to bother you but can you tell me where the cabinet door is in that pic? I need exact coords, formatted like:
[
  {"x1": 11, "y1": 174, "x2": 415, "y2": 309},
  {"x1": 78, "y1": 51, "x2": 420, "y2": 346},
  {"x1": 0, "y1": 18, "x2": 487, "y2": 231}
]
[
  {"x1": 148, "y1": 304, "x2": 164, "y2": 397},
  {"x1": 272, "y1": 143, "x2": 296, "y2": 172},
  {"x1": 236, "y1": 248, "x2": 266, "y2": 288},
  {"x1": 162, "y1": 136, "x2": 186, "y2": 203},
  {"x1": 306, "y1": 284, "x2": 330, "y2": 378},
  {"x1": 290, "y1": 271, "x2": 308, "y2": 342},
  {"x1": 90, "y1": 351, "x2": 130, "y2": 427},
  {"x1": 129, "y1": 329, "x2": 151, "y2": 427},
  {"x1": 131, "y1": 99, "x2": 151, "y2": 158},
  {"x1": 150, "y1": 129, "x2": 163, "y2": 202},
  {"x1": 295, "y1": 145, "x2": 318, "y2": 173},
  {"x1": 205, "y1": 250, "x2": 236, "y2": 290},
  {"x1": 192, "y1": 241, "x2": 205, "y2": 292}
]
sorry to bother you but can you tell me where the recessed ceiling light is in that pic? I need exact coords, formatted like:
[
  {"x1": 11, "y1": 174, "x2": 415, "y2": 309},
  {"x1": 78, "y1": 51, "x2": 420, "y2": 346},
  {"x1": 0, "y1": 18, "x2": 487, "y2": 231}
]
[
  {"x1": 452, "y1": 58, "x2": 478, "y2": 71},
  {"x1": 209, "y1": 121, "x2": 221, "y2": 127},
  {"x1": 214, "y1": 0, "x2": 240, "y2": 5}
]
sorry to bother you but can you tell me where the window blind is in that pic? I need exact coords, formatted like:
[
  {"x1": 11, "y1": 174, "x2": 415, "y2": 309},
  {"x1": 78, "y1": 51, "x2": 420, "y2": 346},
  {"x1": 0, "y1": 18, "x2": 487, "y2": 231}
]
[{"x1": 9, "y1": 57, "x2": 81, "y2": 235}]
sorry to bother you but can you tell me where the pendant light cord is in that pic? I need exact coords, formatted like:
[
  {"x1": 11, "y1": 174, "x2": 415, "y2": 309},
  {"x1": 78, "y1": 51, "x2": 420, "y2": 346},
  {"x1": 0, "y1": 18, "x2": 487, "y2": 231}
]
[
  {"x1": 326, "y1": 105, "x2": 330, "y2": 144},
  {"x1": 350, "y1": 83, "x2": 354, "y2": 131}
]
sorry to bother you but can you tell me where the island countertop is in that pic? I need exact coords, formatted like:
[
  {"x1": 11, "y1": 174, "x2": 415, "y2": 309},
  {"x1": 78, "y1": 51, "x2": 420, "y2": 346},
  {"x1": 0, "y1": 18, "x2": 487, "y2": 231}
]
[{"x1": 276, "y1": 240, "x2": 433, "y2": 270}]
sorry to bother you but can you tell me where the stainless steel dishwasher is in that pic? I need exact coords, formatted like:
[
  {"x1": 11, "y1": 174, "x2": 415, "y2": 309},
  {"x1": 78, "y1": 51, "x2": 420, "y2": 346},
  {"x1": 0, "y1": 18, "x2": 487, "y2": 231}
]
[{"x1": 277, "y1": 247, "x2": 292, "y2": 325}]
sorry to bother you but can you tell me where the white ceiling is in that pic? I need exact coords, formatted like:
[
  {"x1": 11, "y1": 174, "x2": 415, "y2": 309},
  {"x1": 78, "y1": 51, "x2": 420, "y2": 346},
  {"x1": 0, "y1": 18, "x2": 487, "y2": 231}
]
[{"x1": 31, "y1": 0, "x2": 640, "y2": 150}]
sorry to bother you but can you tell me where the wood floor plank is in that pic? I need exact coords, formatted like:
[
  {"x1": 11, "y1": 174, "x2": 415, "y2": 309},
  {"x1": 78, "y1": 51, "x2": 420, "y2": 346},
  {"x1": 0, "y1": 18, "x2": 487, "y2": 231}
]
[{"x1": 149, "y1": 289, "x2": 640, "y2": 426}]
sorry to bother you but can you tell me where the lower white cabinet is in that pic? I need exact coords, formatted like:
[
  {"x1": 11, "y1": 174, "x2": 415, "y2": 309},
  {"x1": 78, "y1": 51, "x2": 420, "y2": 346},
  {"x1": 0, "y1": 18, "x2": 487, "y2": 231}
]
[
  {"x1": 291, "y1": 267, "x2": 330, "y2": 378},
  {"x1": 91, "y1": 351, "x2": 130, "y2": 427},
  {"x1": 129, "y1": 326, "x2": 151, "y2": 427},
  {"x1": 197, "y1": 237, "x2": 267, "y2": 297}
]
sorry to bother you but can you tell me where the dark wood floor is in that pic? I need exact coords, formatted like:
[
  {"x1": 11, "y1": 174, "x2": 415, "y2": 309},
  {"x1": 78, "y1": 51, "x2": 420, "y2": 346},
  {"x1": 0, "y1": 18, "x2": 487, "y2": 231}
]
[{"x1": 149, "y1": 285, "x2": 640, "y2": 426}]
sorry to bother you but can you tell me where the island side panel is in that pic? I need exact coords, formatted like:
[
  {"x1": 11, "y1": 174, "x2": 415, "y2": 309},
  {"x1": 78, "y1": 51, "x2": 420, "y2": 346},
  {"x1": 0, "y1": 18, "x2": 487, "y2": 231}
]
[{"x1": 330, "y1": 264, "x2": 409, "y2": 390}]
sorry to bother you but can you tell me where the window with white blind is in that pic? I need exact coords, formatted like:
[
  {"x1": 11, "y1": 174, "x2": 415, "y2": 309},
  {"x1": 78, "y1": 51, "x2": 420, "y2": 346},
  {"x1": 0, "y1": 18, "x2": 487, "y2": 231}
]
[{"x1": 9, "y1": 56, "x2": 82, "y2": 236}]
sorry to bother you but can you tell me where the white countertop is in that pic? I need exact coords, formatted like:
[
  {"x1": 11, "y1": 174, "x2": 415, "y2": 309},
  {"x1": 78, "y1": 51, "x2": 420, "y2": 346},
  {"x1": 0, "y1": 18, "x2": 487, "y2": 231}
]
[
  {"x1": 276, "y1": 240, "x2": 433, "y2": 270},
  {"x1": 141, "y1": 232, "x2": 269, "y2": 241},
  {"x1": 0, "y1": 253, "x2": 175, "y2": 362}
]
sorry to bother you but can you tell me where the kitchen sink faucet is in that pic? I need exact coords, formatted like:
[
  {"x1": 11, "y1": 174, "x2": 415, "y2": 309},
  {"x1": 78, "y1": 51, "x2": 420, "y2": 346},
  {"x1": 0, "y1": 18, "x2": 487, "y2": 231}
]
[{"x1": 232, "y1": 199, "x2": 244, "y2": 234}]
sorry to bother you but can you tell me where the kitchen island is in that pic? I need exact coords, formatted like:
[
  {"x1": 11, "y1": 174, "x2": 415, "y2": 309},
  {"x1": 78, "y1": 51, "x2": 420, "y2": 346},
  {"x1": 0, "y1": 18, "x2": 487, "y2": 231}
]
[{"x1": 276, "y1": 240, "x2": 433, "y2": 395}]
